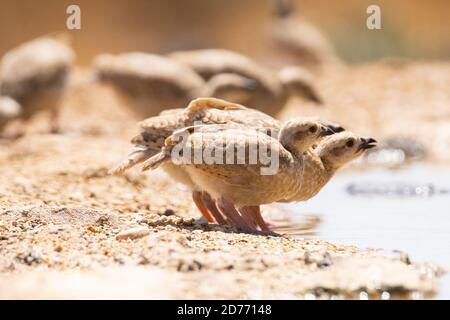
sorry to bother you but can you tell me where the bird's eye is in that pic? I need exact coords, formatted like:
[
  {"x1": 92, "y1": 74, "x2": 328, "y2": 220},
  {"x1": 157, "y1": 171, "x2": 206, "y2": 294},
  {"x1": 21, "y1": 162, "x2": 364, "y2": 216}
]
[
  {"x1": 309, "y1": 126, "x2": 317, "y2": 133},
  {"x1": 346, "y1": 139, "x2": 354, "y2": 148}
]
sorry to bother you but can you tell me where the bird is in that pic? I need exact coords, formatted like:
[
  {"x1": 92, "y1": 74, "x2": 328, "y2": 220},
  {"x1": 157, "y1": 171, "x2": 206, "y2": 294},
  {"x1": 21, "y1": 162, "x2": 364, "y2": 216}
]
[
  {"x1": 140, "y1": 118, "x2": 334, "y2": 233},
  {"x1": 229, "y1": 132, "x2": 377, "y2": 231},
  {"x1": 0, "y1": 96, "x2": 22, "y2": 136},
  {"x1": 111, "y1": 97, "x2": 340, "y2": 227},
  {"x1": 169, "y1": 49, "x2": 322, "y2": 116},
  {"x1": 111, "y1": 97, "x2": 279, "y2": 224},
  {"x1": 111, "y1": 98, "x2": 280, "y2": 173},
  {"x1": 92, "y1": 52, "x2": 205, "y2": 119},
  {"x1": 270, "y1": 0, "x2": 340, "y2": 68},
  {"x1": 0, "y1": 34, "x2": 75, "y2": 136},
  {"x1": 281, "y1": 132, "x2": 376, "y2": 202}
]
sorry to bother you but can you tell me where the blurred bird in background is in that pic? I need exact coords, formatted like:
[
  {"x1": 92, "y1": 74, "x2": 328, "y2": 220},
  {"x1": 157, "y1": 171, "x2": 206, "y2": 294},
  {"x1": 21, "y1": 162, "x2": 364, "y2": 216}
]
[{"x1": 0, "y1": 34, "x2": 74, "y2": 137}]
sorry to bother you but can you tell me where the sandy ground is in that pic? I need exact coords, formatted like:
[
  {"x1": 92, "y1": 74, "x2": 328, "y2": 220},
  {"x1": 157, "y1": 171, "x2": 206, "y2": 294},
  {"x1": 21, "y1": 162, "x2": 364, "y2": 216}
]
[{"x1": 0, "y1": 61, "x2": 448, "y2": 299}]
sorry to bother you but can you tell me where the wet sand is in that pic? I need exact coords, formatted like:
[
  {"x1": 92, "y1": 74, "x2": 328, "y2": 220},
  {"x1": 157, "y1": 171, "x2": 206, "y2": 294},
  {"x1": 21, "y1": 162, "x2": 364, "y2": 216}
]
[{"x1": 0, "y1": 61, "x2": 448, "y2": 299}]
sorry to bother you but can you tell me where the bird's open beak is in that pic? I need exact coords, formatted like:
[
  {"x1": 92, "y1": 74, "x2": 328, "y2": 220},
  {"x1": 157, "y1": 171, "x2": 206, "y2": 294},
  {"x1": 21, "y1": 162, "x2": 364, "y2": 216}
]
[
  {"x1": 319, "y1": 126, "x2": 335, "y2": 137},
  {"x1": 357, "y1": 137, "x2": 377, "y2": 151}
]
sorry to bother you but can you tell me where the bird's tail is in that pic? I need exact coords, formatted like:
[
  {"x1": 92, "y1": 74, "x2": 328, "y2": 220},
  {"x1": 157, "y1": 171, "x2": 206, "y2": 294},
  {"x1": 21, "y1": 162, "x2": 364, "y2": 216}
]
[
  {"x1": 141, "y1": 150, "x2": 171, "y2": 172},
  {"x1": 109, "y1": 146, "x2": 154, "y2": 175}
]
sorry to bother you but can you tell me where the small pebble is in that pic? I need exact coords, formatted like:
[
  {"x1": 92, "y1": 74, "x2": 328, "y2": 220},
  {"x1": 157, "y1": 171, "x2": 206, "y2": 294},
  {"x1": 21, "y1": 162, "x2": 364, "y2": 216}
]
[
  {"x1": 116, "y1": 226, "x2": 150, "y2": 240},
  {"x1": 162, "y1": 209, "x2": 175, "y2": 216}
]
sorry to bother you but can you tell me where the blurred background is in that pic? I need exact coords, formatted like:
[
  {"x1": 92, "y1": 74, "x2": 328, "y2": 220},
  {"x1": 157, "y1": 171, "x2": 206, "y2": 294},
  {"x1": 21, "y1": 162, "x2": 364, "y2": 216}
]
[
  {"x1": 1, "y1": 0, "x2": 449, "y2": 66},
  {"x1": 0, "y1": 0, "x2": 450, "y2": 300}
]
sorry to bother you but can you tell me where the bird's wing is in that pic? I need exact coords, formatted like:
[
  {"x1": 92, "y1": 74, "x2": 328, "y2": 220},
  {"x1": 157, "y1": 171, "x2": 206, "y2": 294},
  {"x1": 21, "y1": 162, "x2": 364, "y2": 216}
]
[
  {"x1": 138, "y1": 112, "x2": 189, "y2": 130},
  {"x1": 185, "y1": 97, "x2": 280, "y2": 133},
  {"x1": 135, "y1": 97, "x2": 279, "y2": 164},
  {"x1": 162, "y1": 124, "x2": 293, "y2": 185},
  {"x1": 114, "y1": 114, "x2": 183, "y2": 174},
  {"x1": 186, "y1": 97, "x2": 249, "y2": 112},
  {"x1": 93, "y1": 52, "x2": 205, "y2": 93},
  {"x1": 110, "y1": 145, "x2": 156, "y2": 175},
  {"x1": 168, "y1": 49, "x2": 254, "y2": 79}
]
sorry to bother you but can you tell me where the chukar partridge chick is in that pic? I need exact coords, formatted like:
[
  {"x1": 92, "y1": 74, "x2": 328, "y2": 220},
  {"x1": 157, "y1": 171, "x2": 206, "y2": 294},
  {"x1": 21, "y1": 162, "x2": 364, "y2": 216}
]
[
  {"x1": 111, "y1": 97, "x2": 280, "y2": 224},
  {"x1": 282, "y1": 132, "x2": 377, "y2": 202},
  {"x1": 92, "y1": 52, "x2": 205, "y2": 119},
  {"x1": 112, "y1": 98, "x2": 280, "y2": 172},
  {"x1": 0, "y1": 35, "x2": 74, "y2": 135},
  {"x1": 111, "y1": 97, "x2": 340, "y2": 226},
  {"x1": 169, "y1": 49, "x2": 322, "y2": 116},
  {"x1": 141, "y1": 119, "x2": 334, "y2": 233},
  {"x1": 270, "y1": 0, "x2": 340, "y2": 67}
]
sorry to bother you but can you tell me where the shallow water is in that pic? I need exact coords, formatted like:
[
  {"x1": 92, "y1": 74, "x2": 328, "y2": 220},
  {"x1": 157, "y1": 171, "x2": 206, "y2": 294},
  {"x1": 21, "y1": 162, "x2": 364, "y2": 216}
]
[{"x1": 278, "y1": 165, "x2": 450, "y2": 299}]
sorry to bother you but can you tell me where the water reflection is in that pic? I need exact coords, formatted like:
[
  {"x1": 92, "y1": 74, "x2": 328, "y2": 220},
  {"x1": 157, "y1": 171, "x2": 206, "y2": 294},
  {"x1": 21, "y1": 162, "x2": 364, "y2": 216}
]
[
  {"x1": 346, "y1": 182, "x2": 449, "y2": 197},
  {"x1": 270, "y1": 214, "x2": 321, "y2": 237}
]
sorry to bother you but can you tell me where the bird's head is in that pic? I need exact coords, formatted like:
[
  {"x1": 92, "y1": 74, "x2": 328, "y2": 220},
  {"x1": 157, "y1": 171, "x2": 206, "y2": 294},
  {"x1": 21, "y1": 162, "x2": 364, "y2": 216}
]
[
  {"x1": 279, "y1": 117, "x2": 335, "y2": 155},
  {"x1": 317, "y1": 132, "x2": 377, "y2": 169}
]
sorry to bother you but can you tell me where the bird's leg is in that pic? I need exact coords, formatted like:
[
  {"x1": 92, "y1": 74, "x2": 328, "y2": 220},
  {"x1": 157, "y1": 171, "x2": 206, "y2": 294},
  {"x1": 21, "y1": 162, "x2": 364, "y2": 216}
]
[
  {"x1": 241, "y1": 206, "x2": 272, "y2": 232},
  {"x1": 240, "y1": 206, "x2": 280, "y2": 236},
  {"x1": 200, "y1": 192, "x2": 228, "y2": 225},
  {"x1": 192, "y1": 191, "x2": 215, "y2": 223},
  {"x1": 238, "y1": 207, "x2": 258, "y2": 230},
  {"x1": 216, "y1": 197, "x2": 255, "y2": 232}
]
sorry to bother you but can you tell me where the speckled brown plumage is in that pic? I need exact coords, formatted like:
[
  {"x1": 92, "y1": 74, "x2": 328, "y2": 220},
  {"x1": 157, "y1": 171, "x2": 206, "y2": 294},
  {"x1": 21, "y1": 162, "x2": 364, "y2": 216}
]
[
  {"x1": 111, "y1": 97, "x2": 279, "y2": 175},
  {"x1": 93, "y1": 52, "x2": 205, "y2": 118},
  {"x1": 142, "y1": 118, "x2": 332, "y2": 210},
  {"x1": 112, "y1": 97, "x2": 342, "y2": 232},
  {"x1": 282, "y1": 132, "x2": 377, "y2": 202}
]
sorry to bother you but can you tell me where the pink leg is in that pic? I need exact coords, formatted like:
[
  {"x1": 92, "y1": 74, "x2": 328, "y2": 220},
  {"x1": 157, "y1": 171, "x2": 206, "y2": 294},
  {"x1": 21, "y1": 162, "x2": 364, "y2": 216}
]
[
  {"x1": 238, "y1": 207, "x2": 258, "y2": 230},
  {"x1": 241, "y1": 206, "x2": 271, "y2": 232},
  {"x1": 216, "y1": 197, "x2": 254, "y2": 232},
  {"x1": 201, "y1": 192, "x2": 228, "y2": 225},
  {"x1": 192, "y1": 191, "x2": 215, "y2": 223}
]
